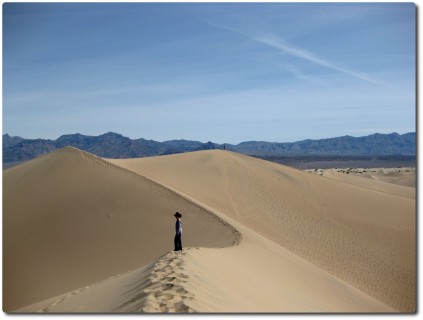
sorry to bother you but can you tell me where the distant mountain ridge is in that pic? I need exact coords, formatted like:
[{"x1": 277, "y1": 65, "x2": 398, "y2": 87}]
[
  {"x1": 231, "y1": 132, "x2": 416, "y2": 156},
  {"x1": 3, "y1": 132, "x2": 416, "y2": 164}
]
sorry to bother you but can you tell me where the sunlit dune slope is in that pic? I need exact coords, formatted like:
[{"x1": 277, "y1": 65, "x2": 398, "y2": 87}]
[
  {"x1": 109, "y1": 150, "x2": 416, "y2": 312},
  {"x1": 3, "y1": 147, "x2": 237, "y2": 311}
]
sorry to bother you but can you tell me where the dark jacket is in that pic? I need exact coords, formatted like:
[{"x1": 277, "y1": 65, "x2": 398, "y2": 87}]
[{"x1": 175, "y1": 219, "x2": 182, "y2": 235}]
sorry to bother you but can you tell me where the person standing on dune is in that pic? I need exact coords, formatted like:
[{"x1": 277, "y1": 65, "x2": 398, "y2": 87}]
[{"x1": 174, "y1": 212, "x2": 183, "y2": 251}]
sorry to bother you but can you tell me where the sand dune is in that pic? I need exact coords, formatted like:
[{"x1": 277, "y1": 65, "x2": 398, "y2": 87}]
[
  {"x1": 4, "y1": 148, "x2": 415, "y2": 312},
  {"x1": 109, "y1": 150, "x2": 415, "y2": 312},
  {"x1": 315, "y1": 167, "x2": 416, "y2": 188},
  {"x1": 3, "y1": 147, "x2": 237, "y2": 311},
  {"x1": 17, "y1": 230, "x2": 394, "y2": 313},
  {"x1": 17, "y1": 251, "x2": 194, "y2": 313}
]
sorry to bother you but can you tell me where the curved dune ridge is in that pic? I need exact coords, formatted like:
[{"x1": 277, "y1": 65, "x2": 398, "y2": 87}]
[
  {"x1": 108, "y1": 150, "x2": 415, "y2": 312},
  {"x1": 3, "y1": 147, "x2": 237, "y2": 312},
  {"x1": 5, "y1": 148, "x2": 415, "y2": 312}
]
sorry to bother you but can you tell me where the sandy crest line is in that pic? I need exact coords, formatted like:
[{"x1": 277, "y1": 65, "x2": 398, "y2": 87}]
[
  {"x1": 34, "y1": 249, "x2": 198, "y2": 313},
  {"x1": 36, "y1": 251, "x2": 195, "y2": 313},
  {"x1": 71, "y1": 147, "x2": 242, "y2": 245},
  {"x1": 113, "y1": 249, "x2": 196, "y2": 312},
  {"x1": 102, "y1": 157, "x2": 242, "y2": 247},
  {"x1": 29, "y1": 151, "x2": 242, "y2": 313}
]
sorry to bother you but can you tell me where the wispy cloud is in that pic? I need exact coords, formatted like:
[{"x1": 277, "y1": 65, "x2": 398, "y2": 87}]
[
  {"x1": 254, "y1": 35, "x2": 396, "y2": 89},
  {"x1": 206, "y1": 21, "x2": 397, "y2": 91},
  {"x1": 280, "y1": 64, "x2": 326, "y2": 86}
]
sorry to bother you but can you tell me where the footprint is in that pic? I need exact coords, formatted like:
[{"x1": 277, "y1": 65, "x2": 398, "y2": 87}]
[
  {"x1": 162, "y1": 283, "x2": 174, "y2": 291},
  {"x1": 174, "y1": 302, "x2": 190, "y2": 313},
  {"x1": 165, "y1": 276, "x2": 176, "y2": 282},
  {"x1": 175, "y1": 287, "x2": 188, "y2": 294},
  {"x1": 158, "y1": 293, "x2": 174, "y2": 301}
]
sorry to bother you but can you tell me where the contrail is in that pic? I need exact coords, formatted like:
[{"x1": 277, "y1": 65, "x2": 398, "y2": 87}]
[
  {"x1": 206, "y1": 20, "x2": 397, "y2": 91},
  {"x1": 254, "y1": 35, "x2": 395, "y2": 89}
]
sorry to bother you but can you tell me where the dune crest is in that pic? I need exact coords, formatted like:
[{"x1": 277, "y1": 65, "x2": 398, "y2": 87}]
[
  {"x1": 3, "y1": 147, "x2": 237, "y2": 311},
  {"x1": 5, "y1": 148, "x2": 415, "y2": 312},
  {"x1": 109, "y1": 150, "x2": 415, "y2": 312},
  {"x1": 17, "y1": 250, "x2": 195, "y2": 313},
  {"x1": 17, "y1": 238, "x2": 394, "y2": 313}
]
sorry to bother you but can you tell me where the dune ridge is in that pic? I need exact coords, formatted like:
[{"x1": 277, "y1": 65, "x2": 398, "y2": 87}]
[
  {"x1": 103, "y1": 157, "x2": 242, "y2": 247},
  {"x1": 17, "y1": 220, "x2": 394, "y2": 313},
  {"x1": 17, "y1": 250, "x2": 195, "y2": 313},
  {"x1": 3, "y1": 147, "x2": 237, "y2": 311},
  {"x1": 5, "y1": 148, "x2": 415, "y2": 312},
  {"x1": 109, "y1": 150, "x2": 415, "y2": 312}
]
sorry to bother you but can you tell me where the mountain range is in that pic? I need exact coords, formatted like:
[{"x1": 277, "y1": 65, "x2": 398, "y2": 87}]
[{"x1": 3, "y1": 132, "x2": 416, "y2": 164}]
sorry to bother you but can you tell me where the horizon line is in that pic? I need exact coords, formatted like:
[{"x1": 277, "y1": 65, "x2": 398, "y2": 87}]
[{"x1": 3, "y1": 130, "x2": 416, "y2": 146}]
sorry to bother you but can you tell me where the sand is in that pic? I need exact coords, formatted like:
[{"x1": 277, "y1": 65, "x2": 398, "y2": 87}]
[
  {"x1": 4, "y1": 148, "x2": 415, "y2": 313},
  {"x1": 3, "y1": 147, "x2": 237, "y2": 311},
  {"x1": 17, "y1": 228, "x2": 393, "y2": 313},
  {"x1": 108, "y1": 151, "x2": 415, "y2": 312},
  {"x1": 306, "y1": 167, "x2": 416, "y2": 188}
]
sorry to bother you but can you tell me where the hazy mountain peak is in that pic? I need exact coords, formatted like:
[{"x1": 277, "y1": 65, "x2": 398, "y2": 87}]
[{"x1": 3, "y1": 132, "x2": 416, "y2": 165}]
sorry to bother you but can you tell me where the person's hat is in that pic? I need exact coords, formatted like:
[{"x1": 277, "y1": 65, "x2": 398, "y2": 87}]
[{"x1": 174, "y1": 212, "x2": 182, "y2": 218}]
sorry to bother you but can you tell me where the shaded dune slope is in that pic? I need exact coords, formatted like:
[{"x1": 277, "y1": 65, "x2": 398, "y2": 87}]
[
  {"x1": 109, "y1": 150, "x2": 415, "y2": 312},
  {"x1": 3, "y1": 147, "x2": 237, "y2": 311}
]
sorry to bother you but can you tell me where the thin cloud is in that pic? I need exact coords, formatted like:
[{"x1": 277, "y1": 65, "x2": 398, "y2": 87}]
[
  {"x1": 254, "y1": 35, "x2": 396, "y2": 90},
  {"x1": 281, "y1": 64, "x2": 327, "y2": 86},
  {"x1": 206, "y1": 20, "x2": 397, "y2": 91}
]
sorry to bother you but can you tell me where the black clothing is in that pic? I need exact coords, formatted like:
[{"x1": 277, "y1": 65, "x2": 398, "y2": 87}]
[
  {"x1": 174, "y1": 234, "x2": 182, "y2": 251},
  {"x1": 175, "y1": 219, "x2": 181, "y2": 234},
  {"x1": 174, "y1": 218, "x2": 183, "y2": 251}
]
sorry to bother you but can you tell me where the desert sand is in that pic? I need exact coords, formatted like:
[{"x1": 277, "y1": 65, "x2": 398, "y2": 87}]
[
  {"x1": 4, "y1": 148, "x2": 415, "y2": 312},
  {"x1": 3, "y1": 147, "x2": 237, "y2": 311},
  {"x1": 306, "y1": 167, "x2": 416, "y2": 188}
]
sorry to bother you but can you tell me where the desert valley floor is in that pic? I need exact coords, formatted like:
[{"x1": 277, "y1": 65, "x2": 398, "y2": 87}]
[{"x1": 3, "y1": 147, "x2": 415, "y2": 312}]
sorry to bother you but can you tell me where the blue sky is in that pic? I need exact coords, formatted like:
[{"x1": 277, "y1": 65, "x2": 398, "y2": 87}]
[{"x1": 3, "y1": 3, "x2": 416, "y2": 143}]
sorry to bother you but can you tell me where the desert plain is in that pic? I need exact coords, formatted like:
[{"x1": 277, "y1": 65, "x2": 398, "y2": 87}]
[{"x1": 3, "y1": 147, "x2": 415, "y2": 312}]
